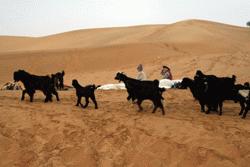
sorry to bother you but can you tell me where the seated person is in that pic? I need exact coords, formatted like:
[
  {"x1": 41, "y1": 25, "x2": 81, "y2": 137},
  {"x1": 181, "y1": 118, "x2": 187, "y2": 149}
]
[{"x1": 161, "y1": 65, "x2": 173, "y2": 80}]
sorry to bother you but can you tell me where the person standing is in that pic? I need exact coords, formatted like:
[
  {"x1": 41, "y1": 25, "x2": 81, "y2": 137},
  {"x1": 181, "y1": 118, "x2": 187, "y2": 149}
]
[{"x1": 136, "y1": 64, "x2": 147, "y2": 80}]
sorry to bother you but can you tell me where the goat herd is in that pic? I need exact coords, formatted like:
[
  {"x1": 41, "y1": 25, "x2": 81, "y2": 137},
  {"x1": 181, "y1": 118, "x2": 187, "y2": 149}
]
[{"x1": 12, "y1": 69, "x2": 250, "y2": 119}]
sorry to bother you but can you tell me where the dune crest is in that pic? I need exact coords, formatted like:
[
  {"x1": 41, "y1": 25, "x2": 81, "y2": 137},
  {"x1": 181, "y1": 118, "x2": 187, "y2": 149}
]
[
  {"x1": 1, "y1": 19, "x2": 250, "y2": 85},
  {"x1": 1, "y1": 19, "x2": 250, "y2": 167}
]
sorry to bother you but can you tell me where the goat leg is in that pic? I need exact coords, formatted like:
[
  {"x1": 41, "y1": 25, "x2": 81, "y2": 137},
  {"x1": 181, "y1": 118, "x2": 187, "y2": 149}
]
[
  {"x1": 44, "y1": 95, "x2": 49, "y2": 103},
  {"x1": 152, "y1": 101, "x2": 158, "y2": 114},
  {"x1": 53, "y1": 90, "x2": 60, "y2": 101},
  {"x1": 83, "y1": 97, "x2": 89, "y2": 108},
  {"x1": 160, "y1": 103, "x2": 165, "y2": 115},
  {"x1": 76, "y1": 96, "x2": 82, "y2": 106},
  {"x1": 127, "y1": 95, "x2": 131, "y2": 101},
  {"x1": 201, "y1": 104, "x2": 205, "y2": 112},
  {"x1": 205, "y1": 106, "x2": 211, "y2": 114},
  {"x1": 239, "y1": 101, "x2": 245, "y2": 115},
  {"x1": 90, "y1": 95, "x2": 98, "y2": 109},
  {"x1": 21, "y1": 90, "x2": 27, "y2": 100},
  {"x1": 242, "y1": 105, "x2": 249, "y2": 119},
  {"x1": 28, "y1": 91, "x2": 34, "y2": 102},
  {"x1": 218, "y1": 102, "x2": 223, "y2": 116}
]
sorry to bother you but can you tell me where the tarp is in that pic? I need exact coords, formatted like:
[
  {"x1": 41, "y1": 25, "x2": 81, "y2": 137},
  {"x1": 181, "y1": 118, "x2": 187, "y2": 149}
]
[
  {"x1": 97, "y1": 79, "x2": 182, "y2": 90},
  {"x1": 239, "y1": 90, "x2": 250, "y2": 98}
]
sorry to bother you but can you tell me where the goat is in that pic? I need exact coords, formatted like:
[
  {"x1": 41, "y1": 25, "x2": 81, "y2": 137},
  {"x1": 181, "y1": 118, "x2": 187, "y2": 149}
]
[
  {"x1": 114, "y1": 72, "x2": 165, "y2": 115},
  {"x1": 72, "y1": 79, "x2": 99, "y2": 109},
  {"x1": 13, "y1": 70, "x2": 59, "y2": 102},
  {"x1": 194, "y1": 70, "x2": 245, "y2": 115}
]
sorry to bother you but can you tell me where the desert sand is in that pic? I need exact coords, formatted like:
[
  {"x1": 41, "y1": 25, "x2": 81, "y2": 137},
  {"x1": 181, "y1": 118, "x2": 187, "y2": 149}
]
[{"x1": 0, "y1": 19, "x2": 250, "y2": 167}]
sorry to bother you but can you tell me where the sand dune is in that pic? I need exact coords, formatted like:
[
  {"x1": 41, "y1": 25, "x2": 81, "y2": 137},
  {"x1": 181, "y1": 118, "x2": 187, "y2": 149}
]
[
  {"x1": 1, "y1": 19, "x2": 249, "y2": 52},
  {"x1": 0, "y1": 19, "x2": 250, "y2": 166},
  {"x1": 0, "y1": 19, "x2": 250, "y2": 85}
]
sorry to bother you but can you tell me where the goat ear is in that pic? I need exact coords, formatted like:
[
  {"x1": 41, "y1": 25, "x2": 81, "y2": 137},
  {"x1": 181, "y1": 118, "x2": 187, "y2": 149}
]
[{"x1": 62, "y1": 71, "x2": 65, "y2": 76}]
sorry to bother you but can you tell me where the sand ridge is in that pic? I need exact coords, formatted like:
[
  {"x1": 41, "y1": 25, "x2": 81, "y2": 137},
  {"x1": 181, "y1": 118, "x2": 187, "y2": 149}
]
[
  {"x1": 0, "y1": 19, "x2": 250, "y2": 166},
  {"x1": 0, "y1": 20, "x2": 250, "y2": 85}
]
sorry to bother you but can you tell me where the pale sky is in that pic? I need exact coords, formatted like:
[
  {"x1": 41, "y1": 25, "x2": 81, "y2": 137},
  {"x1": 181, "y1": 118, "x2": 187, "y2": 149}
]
[{"x1": 0, "y1": 0, "x2": 249, "y2": 37}]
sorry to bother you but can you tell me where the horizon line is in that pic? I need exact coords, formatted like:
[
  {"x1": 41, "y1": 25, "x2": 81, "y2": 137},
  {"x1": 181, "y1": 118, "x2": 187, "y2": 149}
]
[{"x1": 0, "y1": 19, "x2": 248, "y2": 38}]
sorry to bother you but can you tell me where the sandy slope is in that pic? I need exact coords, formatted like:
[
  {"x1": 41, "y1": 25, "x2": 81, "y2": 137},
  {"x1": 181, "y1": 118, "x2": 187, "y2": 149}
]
[
  {"x1": 0, "y1": 19, "x2": 250, "y2": 167},
  {"x1": 0, "y1": 90, "x2": 250, "y2": 167},
  {"x1": 0, "y1": 19, "x2": 250, "y2": 84}
]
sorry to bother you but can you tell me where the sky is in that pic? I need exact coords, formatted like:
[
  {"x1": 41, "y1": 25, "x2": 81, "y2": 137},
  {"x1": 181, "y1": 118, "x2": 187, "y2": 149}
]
[{"x1": 0, "y1": 0, "x2": 250, "y2": 37}]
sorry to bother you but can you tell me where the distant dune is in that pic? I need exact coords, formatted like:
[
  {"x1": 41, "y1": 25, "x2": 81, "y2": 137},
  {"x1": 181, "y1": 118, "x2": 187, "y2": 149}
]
[
  {"x1": 1, "y1": 19, "x2": 250, "y2": 167},
  {"x1": 0, "y1": 19, "x2": 250, "y2": 84}
]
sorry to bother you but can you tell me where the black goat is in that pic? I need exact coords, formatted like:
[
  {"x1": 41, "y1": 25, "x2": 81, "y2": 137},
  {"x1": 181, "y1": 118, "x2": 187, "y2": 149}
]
[
  {"x1": 241, "y1": 91, "x2": 250, "y2": 119},
  {"x1": 180, "y1": 77, "x2": 213, "y2": 113},
  {"x1": 114, "y1": 72, "x2": 165, "y2": 115},
  {"x1": 72, "y1": 79, "x2": 99, "y2": 109},
  {"x1": 194, "y1": 70, "x2": 245, "y2": 115},
  {"x1": 115, "y1": 72, "x2": 165, "y2": 101},
  {"x1": 52, "y1": 71, "x2": 65, "y2": 90},
  {"x1": 238, "y1": 85, "x2": 250, "y2": 118},
  {"x1": 13, "y1": 70, "x2": 59, "y2": 102}
]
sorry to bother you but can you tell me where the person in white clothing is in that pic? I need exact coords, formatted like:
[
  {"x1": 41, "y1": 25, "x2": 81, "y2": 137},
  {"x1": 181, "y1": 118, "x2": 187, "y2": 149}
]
[{"x1": 136, "y1": 64, "x2": 147, "y2": 81}]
